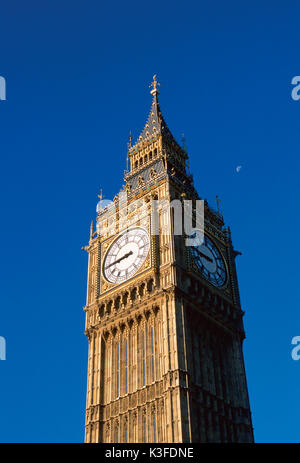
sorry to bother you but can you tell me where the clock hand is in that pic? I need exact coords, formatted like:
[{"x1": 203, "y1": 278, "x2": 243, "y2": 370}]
[
  {"x1": 105, "y1": 250, "x2": 133, "y2": 270},
  {"x1": 193, "y1": 247, "x2": 213, "y2": 263}
]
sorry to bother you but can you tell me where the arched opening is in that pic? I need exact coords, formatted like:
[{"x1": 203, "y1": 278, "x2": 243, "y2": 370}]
[
  {"x1": 99, "y1": 304, "x2": 105, "y2": 318},
  {"x1": 147, "y1": 279, "x2": 154, "y2": 293}
]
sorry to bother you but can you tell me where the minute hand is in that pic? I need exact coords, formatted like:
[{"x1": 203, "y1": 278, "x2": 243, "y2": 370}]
[
  {"x1": 193, "y1": 247, "x2": 213, "y2": 263},
  {"x1": 105, "y1": 250, "x2": 133, "y2": 270}
]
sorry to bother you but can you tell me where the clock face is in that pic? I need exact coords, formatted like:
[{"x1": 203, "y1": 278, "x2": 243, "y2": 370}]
[
  {"x1": 190, "y1": 232, "x2": 227, "y2": 287},
  {"x1": 103, "y1": 228, "x2": 150, "y2": 284}
]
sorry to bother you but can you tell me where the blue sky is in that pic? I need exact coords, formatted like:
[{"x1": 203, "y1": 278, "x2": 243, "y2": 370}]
[{"x1": 0, "y1": 0, "x2": 300, "y2": 442}]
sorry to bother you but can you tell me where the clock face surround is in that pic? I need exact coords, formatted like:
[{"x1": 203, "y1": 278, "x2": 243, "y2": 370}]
[
  {"x1": 103, "y1": 227, "x2": 150, "y2": 284},
  {"x1": 190, "y1": 232, "x2": 227, "y2": 287}
]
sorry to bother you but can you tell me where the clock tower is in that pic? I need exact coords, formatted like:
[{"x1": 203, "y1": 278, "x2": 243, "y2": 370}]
[{"x1": 83, "y1": 76, "x2": 254, "y2": 443}]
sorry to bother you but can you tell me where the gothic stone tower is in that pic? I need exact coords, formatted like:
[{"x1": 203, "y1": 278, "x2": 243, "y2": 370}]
[{"x1": 83, "y1": 76, "x2": 254, "y2": 443}]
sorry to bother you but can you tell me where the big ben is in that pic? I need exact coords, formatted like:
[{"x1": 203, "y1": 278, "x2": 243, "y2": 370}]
[{"x1": 83, "y1": 76, "x2": 254, "y2": 443}]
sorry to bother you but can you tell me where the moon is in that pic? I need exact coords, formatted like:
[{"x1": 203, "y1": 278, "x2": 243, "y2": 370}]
[{"x1": 236, "y1": 165, "x2": 242, "y2": 173}]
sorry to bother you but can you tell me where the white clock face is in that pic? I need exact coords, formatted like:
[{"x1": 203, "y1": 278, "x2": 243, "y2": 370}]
[
  {"x1": 190, "y1": 232, "x2": 227, "y2": 287},
  {"x1": 103, "y1": 228, "x2": 150, "y2": 284}
]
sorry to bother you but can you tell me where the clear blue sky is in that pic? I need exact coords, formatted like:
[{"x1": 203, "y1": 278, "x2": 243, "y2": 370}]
[{"x1": 0, "y1": 0, "x2": 299, "y2": 443}]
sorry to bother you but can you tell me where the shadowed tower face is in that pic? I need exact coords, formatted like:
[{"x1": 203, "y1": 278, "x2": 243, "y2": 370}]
[{"x1": 83, "y1": 76, "x2": 254, "y2": 443}]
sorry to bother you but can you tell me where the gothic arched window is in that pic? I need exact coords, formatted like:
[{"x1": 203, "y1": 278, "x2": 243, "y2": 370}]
[
  {"x1": 142, "y1": 331, "x2": 146, "y2": 386},
  {"x1": 124, "y1": 423, "x2": 128, "y2": 443},
  {"x1": 105, "y1": 424, "x2": 110, "y2": 443},
  {"x1": 143, "y1": 416, "x2": 147, "y2": 443},
  {"x1": 132, "y1": 413, "x2": 137, "y2": 442},
  {"x1": 151, "y1": 326, "x2": 155, "y2": 382},
  {"x1": 116, "y1": 341, "x2": 120, "y2": 398},
  {"x1": 153, "y1": 413, "x2": 157, "y2": 443},
  {"x1": 125, "y1": 339, "x2": 128, "y2": 394}
]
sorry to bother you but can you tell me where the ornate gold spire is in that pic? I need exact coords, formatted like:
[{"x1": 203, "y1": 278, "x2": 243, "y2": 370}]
[
  {"x1": 131, "y1": 74, "x2": 179, "y2": 148},
  {"x1": 149, "y1": 74, "x2": 160, "y2": 97},
  {"x1": 90, "y1": 220, "x2": 94, "y2": 239}
]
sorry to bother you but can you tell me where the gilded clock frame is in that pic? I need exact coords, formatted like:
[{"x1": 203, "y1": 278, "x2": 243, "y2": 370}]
[
  {"x1": 100, "y1": 222, "x2": 152, "y2": 294},
  {"x1": 188, "y1": 229, "x2": 229, "y2": 290}
]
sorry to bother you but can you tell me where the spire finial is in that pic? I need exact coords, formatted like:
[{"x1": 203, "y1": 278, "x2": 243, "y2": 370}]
[
  {"x1": 98, "y1": 189, "x2": 105, "y2": 209},
  {"x1": 182, "y1": 133, "x2": 191, "y2": 174},
  {"x1": 128, "y1": 130, "x2": 132, "y2": 149},
  {"x1": 150, "y1": 74, "x2": 160, "y2": 96},
  {"x1": 181, "y1": 133, "x2": 186, "y2": 151},
  {"x1": 126, "y1": 131, "x2": 132, "y2": 172},
  {"x1": 90, "y1": 220, "x2": 94, "y2": 239},
  {"x1": 215, "y1": 195, "x2": 223, "y2": 217}
]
